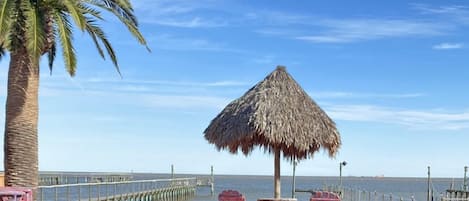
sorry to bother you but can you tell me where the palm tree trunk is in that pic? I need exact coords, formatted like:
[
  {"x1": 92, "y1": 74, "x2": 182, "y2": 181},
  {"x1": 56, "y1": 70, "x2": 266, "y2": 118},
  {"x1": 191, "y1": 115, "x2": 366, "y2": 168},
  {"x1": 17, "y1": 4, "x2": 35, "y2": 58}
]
[
  {"x1": 4, "y1": 48, "x2": 39, "y2": 187},
  {"x1": 274, "y1": 148, "x2": 281, "y2": 198}
]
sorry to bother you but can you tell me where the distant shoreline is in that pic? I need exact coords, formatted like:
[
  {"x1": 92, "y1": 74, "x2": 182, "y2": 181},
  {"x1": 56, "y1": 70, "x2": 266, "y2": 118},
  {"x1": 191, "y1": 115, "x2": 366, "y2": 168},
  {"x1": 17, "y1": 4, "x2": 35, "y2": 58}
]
[{"x1": 21, "y1": 171, "x2": 465, "y2": 181}]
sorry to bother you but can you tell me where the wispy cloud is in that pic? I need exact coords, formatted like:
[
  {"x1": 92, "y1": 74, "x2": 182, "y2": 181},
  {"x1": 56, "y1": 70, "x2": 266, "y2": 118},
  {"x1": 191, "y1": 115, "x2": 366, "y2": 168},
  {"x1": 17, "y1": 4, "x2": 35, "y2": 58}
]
[
  {"x1": 40, "y1": 79, "x2": 235, "y2": 110},
  {"x1": 133, "y1": 0, "x2": 201, "y2": 15},
  {"x1": 147, "y1": 34, "x2": 246, "y2": 53},
  {"x1": 432, "y1": 42, "x2": 464, "y2": 50},
  {"x1": 244, "y1": 11, "x2": 310, "y2": 25},
  {"x1": 246, "y1": 7, "x2": 456, "y2": 43},
  {"x1": 413, "y1": 4, "x2": 469, "y2": 23},
  {"x1": 326, "y1": 104, "x2": 469, "y2": 130},
  {"x1": 133, "y1": 0, "x2": 227, "y2": 28},
  {"x1": 141, "y1": 94, "x2": 231, "y2": 109},
  {"x1": 295, "y1": 19, "x2": 447, "y2": 43},
  {"x1": 312, "y1": 91, "x2": 425, "y2": 99},
  {"x1": 84, "y1": 78, "x2": 250, "y2": 88},
  {"x1": 142, "y1": 17, "x2": 227, "y2": 28},
  {"x1": 413, "y1": 4, "x2": 469, "y2": 14},
  {"x1": 253, "y1": 29, "x2": 296, "y2": 36},
  {"x1": 252, "y1": 55, "x2": 276, "y2": 64}
]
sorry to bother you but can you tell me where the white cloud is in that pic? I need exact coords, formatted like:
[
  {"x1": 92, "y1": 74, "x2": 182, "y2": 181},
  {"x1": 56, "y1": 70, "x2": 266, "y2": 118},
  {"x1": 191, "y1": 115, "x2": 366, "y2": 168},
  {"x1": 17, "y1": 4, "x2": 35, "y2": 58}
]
[
  {"x1": 83, "y1": 78, "x2": 250, "y2": 88},
  {"x1": 312, "y1": 91, "x2": 425, "y2": 99},
  {"x1": 246, "y1": 8, "x2": 454, "y2": 43},
  {"x1": 142, "y1": 17, "x2": 227, "y2": 28},
  {"x1": 40, "y1": 83, "x2": 233, "y2": 110},
  {"x1": 145, "y1": 34, "x2": 246, "y2": 53},
  {"x1": 295, "y1": 19, "x2": 447, "y2": 43},
  {"x1": 133, "y1": 0, "x2": 209, "y2": 15},
  {"x1": 413, "y1": 4, "x2": 469, "y2": 23},
  {"x1": 326, "y1": 104, "x2": 469, "y2": 130},
  {"x1": 296, "y1": 36, "x2": 348, "y2": 43},
  {"x1": 141, "y1": 94, "x2": 231, "y2": 109},
  {"x1": 133, "y1": 0, "x2": 227, "y2": 28},
  {"x1": 253, "y1": 29, "x2": 290, "y2": 36},
  {"x1": 244, "y1": 11, "x2": 310, "y2": 25},
  {"x1": 432, "y1": 43, "x2": 464, "y2": 50},
  {"x1": 37, "y1": 77, "x2": 246, "y2": 110},
  {"x1": 413, "y1": 4, "x2": 469, "y2": 15},
  {"x1": 252, "y1": 55, "x2": 275, "y2": 64}
]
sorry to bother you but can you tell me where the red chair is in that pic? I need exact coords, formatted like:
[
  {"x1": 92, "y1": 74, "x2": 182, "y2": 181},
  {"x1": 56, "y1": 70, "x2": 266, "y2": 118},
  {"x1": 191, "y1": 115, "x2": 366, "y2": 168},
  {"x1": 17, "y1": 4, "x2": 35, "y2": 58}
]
[
  {"x1": 310, "y1": 191, "x2": 340, "y2": 201},
  {"x1": 219, "y1": 190, "x2": 246, "y2": 201},
  {"x1": 0, "y1": 187, "x2": 33, "y2": 201}
]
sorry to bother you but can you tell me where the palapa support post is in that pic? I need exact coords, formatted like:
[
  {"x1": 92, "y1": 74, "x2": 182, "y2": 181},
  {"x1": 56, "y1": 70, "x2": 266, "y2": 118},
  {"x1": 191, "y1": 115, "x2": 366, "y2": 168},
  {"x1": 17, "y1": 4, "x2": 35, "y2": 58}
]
[
  {"x1": 275, "y1": 148, "x2": 281, "y2": 199},
  {"x1": 291, "y1": 159, "x2": 297, "y2": 198}
]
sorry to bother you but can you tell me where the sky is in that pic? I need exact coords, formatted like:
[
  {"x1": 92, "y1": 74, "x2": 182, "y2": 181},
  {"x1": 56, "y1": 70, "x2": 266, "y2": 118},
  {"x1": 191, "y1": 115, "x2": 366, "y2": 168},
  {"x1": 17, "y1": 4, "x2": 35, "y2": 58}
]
[{"x1": 1, "y1": 0, "x2": 469, "y2": 178}]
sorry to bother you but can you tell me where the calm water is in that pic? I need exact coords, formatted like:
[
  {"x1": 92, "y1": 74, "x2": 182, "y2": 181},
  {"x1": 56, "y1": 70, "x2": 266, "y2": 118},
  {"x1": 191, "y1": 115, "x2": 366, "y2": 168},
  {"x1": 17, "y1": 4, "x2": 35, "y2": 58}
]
[
  {"x1": 39, "y1": 173, "x2": 463, "y2": 201},
  {"x1": 134, "y1": 174, "x2": 463, "y2": 201}
]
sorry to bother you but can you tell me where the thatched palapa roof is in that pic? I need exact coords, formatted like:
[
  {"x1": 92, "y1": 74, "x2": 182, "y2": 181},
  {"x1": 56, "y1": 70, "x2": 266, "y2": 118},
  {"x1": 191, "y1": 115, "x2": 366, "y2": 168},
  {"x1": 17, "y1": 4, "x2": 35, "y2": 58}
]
[{"x1": 204, "y1": 66, "x2": 341, "y2": 160}]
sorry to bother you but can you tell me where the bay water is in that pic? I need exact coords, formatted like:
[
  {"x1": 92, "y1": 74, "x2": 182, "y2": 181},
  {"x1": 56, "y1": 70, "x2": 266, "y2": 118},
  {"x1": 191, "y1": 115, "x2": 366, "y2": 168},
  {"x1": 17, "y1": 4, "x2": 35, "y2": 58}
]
[{"x1": 134, "y1": 174, "x2": 462, "y2": 201}]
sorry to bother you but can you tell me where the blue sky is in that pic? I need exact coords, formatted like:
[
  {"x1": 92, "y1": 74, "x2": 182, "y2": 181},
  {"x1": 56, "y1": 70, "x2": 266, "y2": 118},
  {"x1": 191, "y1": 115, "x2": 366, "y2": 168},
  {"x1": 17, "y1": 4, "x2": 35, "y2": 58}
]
[{"x1": 1, "y1": 0, "x2": 469, "y2": 178}]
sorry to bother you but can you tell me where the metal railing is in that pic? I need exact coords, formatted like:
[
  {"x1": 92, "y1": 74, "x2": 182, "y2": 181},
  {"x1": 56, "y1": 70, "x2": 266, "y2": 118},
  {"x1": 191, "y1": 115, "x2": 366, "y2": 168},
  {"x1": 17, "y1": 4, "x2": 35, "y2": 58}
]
[
  {"x1": 196, "y1": 177, "x2": 212, "y2": 186},
  {"x1": 324, "y1": 186, "x2": 417, "y2": 201},
  {"x1": 39, "y1": 173, "x2": 133, "y2": 186},
  {"x1": 442, "y1": 198, "x2": 469, "y2": 201},
  {"x1": 37, "y1": 177, "x2": 197, "y2": 201}
]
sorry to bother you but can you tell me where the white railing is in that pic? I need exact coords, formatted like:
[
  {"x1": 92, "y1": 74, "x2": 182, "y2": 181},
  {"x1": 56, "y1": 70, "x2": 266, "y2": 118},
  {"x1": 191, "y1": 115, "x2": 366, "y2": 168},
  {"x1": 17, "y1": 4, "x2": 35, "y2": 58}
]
[{"x1": 37, "y1": 177, "x2": 197, "y2": 201}]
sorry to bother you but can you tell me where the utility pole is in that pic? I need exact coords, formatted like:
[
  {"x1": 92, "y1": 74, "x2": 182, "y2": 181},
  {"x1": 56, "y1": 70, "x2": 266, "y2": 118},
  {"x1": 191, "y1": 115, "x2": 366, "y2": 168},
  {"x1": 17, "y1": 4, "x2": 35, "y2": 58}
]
[{"x1": 339, "y1": 161, "x2": 347, "y2": 197}]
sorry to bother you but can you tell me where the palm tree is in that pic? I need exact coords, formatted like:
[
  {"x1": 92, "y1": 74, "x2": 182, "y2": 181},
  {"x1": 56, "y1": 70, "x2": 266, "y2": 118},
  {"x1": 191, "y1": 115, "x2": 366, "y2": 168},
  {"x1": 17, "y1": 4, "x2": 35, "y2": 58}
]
[{"x1": 0, "y1": 0, "x2": 148, "y2": 187}]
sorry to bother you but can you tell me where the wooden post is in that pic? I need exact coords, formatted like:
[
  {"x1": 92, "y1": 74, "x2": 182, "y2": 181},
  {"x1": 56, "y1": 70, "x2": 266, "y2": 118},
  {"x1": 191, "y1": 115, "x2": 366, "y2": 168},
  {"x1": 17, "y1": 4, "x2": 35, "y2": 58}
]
[
  {"x1": 464, "y1": 166, "x2": 468, "y2": 191},
  {"x1": 427, "y1": 166, "x2": 431, "y2": 201},
  {"x1": 171, "y1": 164, "x2": 175, "y2": 179},
  {"x1": 211, "y1": 165, "x2": 214, "y2": 195},
  {"x1": 291, "y1": 159, "x2": 297, "y2": 198},
  {"x1": 274, "y1": 148, "x2": 281, "y2": 199}
]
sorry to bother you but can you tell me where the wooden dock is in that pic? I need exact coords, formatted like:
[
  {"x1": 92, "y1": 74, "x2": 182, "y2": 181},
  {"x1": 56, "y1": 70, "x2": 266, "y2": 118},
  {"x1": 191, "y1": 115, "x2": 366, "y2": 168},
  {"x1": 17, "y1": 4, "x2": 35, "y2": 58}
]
[
  {"x1": 38, "y1": 178, "x2": 198, "y2": 201},
  {"x1": 39, "y1": 172, "x2": 133, "y2": 186},
  {"x1": 91, "y1": 186, "x2": 195, "y2": 201}
]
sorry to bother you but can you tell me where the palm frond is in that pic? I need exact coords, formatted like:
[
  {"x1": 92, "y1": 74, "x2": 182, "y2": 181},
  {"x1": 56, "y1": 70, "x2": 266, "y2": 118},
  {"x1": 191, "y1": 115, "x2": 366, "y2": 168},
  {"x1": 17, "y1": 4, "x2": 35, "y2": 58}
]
[
  {"x1": 100, "y1": 0, "x2": 137, "y2": 25},
  {"x1": 85, "y1": 0, "x2": 150, "y2": 51},
  {"x1": 62, "y1": 0, "x2": 86, "y2": 30},
  {"x1": 0, "y1": 0, "x2": 13, "y2": 49},
  {"x1": 84, "y1": 17, "x2": 121, "y2": 76},
  {"x1": 24, "y1": 0, "x2": 46, "y2": 62},
  {"x1": 47, "y1": 42, "x2": 56, "y2": 74},
  {"x1": 54, "y1": 10, "x2": 77, "y2": 76},
  {"x1": 84, "y1": 18, "x2": 104, "y2": 58},
  {"x1": 0, "y1": 0, "x2": 13, "y2": 35},
  {"x1": 0, "y1": 42, "x2": 5, "y2": 60},
  {"x1": 113, "y1": 13, "x2": 149, "y2": 51},
  {"x1": 80, "y1": 4, "x2": 103, "y2": 20}
]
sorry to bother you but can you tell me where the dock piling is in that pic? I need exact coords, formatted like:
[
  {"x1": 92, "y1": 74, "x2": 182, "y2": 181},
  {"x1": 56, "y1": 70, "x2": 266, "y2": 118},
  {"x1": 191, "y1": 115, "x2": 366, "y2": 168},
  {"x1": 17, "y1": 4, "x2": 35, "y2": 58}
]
[
  {"x1": 427, "y1": 166, "x2": 431, "y2": 201},
  {"x1": 211, "y1": 165, "x2": 215, "y2": 195},
  {"x1": 464, "y1": 166, "x2": 468, "y2": 191}
]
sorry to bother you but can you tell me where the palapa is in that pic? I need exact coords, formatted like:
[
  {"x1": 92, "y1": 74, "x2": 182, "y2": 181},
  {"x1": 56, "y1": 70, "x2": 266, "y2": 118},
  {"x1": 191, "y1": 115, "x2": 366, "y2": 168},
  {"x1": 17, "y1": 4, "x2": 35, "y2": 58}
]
[{"x1": 204, "y1": 66, "x2": 341, "y2": 199}]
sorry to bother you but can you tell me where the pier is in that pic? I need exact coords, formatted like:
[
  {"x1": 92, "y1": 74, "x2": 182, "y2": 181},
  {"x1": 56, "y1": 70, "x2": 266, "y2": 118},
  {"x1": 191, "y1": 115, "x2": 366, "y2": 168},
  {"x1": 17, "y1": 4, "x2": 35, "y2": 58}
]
[
  {"x1": 38, "y1": 177, "x2": 197, "y2": 201},
  {"x1": 39, "y1": 172, "x2": 133, "y2": 186}
]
